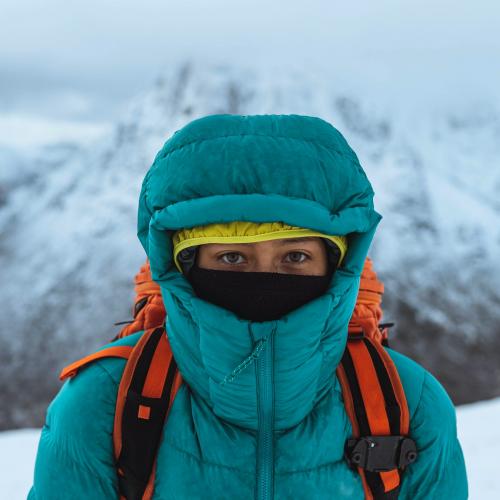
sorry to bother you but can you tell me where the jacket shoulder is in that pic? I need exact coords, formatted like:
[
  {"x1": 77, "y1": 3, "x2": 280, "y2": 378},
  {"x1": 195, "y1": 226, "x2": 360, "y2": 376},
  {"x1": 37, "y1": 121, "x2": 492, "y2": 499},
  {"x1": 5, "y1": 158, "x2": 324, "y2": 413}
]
[
  {"x1": 385, "y1": 348, "x2": 468, "y2": 499},
  {"x1": 45, "y1": 333, "x2": 147, "y2": 459},
  {"x1": 31, "y1": 332, "x2": 145, "y2": 498},
  {"x1": 386, "y1": 347, "x2": 456, "y2": 430},
  {"x1": 82, "y1": 331, "x2": 144, "y2": 382},
  {"x1": 385, "y1": 348, "x2": 426, "y2": 419}
]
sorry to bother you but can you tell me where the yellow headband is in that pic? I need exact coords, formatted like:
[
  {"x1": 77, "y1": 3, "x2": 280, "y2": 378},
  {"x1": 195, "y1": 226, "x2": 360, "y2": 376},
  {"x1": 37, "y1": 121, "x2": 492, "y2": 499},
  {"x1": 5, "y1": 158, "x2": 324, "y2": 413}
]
[{"x1": 172, "y1": 221, "x2": 348, "y2": 273}]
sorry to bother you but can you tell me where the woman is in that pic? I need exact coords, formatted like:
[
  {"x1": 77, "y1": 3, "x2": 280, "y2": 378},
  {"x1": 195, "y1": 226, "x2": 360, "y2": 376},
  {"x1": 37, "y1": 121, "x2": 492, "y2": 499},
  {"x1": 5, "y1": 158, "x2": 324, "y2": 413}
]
[{"x1": 29, "y1": 114, "x2": 467, "y2": 499}]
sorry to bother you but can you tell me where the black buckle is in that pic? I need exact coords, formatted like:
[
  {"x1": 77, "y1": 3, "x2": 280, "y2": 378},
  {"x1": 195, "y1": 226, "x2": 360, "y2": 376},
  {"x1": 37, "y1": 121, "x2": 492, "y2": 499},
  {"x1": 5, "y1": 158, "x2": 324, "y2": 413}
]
[
  {"x1": 345, "y1": 436, "x2": 418, "y2": 472},
  {"x1": 134, "y1": 296, "x2": 149, "y2": 318},
  {"x1": 347, "y1": 331, "x2": 365, "y2": 341},
  {"x1": 378, "y1": 322, "x2": 395, "y2": 330}
]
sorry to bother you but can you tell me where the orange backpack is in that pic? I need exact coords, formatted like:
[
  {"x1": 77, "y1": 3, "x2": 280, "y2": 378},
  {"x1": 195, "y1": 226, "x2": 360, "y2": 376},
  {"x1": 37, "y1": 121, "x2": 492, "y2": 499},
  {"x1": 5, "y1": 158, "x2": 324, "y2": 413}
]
[{"x1": 60, "y1": 257, "x2": 417, "y2": 500}]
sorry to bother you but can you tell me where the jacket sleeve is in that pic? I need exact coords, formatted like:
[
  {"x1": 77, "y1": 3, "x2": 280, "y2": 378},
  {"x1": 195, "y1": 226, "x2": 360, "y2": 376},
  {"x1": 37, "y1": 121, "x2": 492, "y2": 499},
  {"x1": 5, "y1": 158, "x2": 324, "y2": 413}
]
[
  {"x1": 28, "y1": 361, "x2": 120, "y2": 499},
  {"x1": 400, "y1": 369, "x2": 468, "y2": 499}
]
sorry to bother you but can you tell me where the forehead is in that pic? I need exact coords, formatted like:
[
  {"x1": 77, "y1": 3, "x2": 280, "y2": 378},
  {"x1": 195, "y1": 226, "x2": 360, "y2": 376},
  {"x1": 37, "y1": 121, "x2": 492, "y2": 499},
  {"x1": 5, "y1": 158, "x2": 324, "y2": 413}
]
[
  {"x1": 202, "y1": 237, "x2": 323, "y2": 249},
  {"x1": 275, "y1": 237, "x2": 320, "y2": 245}
]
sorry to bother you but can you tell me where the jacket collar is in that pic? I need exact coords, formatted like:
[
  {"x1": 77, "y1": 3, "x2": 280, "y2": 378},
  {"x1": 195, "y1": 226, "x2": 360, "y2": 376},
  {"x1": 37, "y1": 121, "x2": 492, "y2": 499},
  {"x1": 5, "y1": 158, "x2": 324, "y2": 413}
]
[{"x1": 160, "y1": 262, "x2": 359, "y2": 430}]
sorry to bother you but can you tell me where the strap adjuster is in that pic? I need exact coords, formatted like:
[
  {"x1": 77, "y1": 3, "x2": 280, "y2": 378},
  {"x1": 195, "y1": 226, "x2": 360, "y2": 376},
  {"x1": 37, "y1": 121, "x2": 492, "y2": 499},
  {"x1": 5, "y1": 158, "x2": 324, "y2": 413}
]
[
  {"x1": 345, "y1": 436, "x2": 418, "y2": 472},
  {"x1": 347, "y1": 331, "x2": 365, "y2": 341}
]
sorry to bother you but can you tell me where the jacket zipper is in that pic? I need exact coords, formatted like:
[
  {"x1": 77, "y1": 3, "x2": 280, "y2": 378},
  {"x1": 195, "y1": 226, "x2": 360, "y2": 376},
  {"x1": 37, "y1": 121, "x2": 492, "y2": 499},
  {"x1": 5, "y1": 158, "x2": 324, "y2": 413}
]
[{"x1": 254, "y1": 324, "x2": 275, "y2": 500}]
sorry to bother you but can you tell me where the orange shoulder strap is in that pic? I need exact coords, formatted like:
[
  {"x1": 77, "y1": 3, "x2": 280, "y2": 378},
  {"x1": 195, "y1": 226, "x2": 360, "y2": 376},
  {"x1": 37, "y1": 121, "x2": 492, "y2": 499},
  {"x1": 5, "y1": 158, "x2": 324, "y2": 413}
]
[
  {"x1": 59, "y1": 324, "x2": 184, "y2": 500},
  {"x1": 338, "y1": 257, "x2": 417, "y2": 499},
  {"x1": 113, "y1": 325, "x2": 183, "y2": 500},
  {"x1": 337, "y1": 336, "x2": 417, "y2": 500},
  {"x1": 59, "y1": 346, "x2": 133, "y2": 381}
]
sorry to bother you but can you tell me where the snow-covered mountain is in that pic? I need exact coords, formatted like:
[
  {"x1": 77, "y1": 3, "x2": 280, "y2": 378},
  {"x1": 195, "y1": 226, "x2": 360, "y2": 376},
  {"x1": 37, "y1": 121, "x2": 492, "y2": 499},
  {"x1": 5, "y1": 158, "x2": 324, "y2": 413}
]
[{"x1": 1, "y1": 59, "x2": 499, "y2": 429}]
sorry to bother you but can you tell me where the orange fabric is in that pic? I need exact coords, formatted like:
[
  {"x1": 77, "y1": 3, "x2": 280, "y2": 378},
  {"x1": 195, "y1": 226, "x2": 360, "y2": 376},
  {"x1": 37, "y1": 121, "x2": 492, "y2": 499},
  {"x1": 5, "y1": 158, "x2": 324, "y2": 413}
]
[
  {"x1": 347, "y1": 340, "x2": 391, "y2": 435},
  {"x1": 342, "y1": 258, "x2": 408, "y2": 496},
  {"x1": 138, "y1": 404, "x2": 151, "y2": 420},
  {"x1": 113, "y1": 327, "x2": 155, "y2": 459},
  {"x1": 380, "y1": 469, "x2": 401, "y2": 493},
  {"x1": 59, "y1": 346, "x2": 133, "y2": 381},
  {"x1": 371, "y1": 338, "x2": 411, "y2": 434},
  {"x1": 345, "y1": 339, "x2": 402, "y2": 494},
  {"x1": 116, "y1": 258, "x2": 166, "y2": 339},
  {"x1": 348, "y1": 257, "x2": 387, "y2": 345},
  {"x1": 336, "y1": 364, "x2": 360, "y2": 437},
  {"x1": 113, "y1": 326, "x2": 185, "y2": 500},
  {"x1": 337, "y1": 364, "x2": 374, "y2": 500},
  {"x1": 141, "y1": 332, "x2": 173, "y2": 399},
  {"x1": 59, "y1": 259, "x2": 181, "y2": 500}
]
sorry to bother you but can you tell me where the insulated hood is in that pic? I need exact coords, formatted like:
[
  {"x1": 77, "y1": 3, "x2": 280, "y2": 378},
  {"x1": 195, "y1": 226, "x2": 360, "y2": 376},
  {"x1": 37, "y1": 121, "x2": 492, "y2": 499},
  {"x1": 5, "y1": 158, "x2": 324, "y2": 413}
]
[
  {"x1": 136, "y1": 114, "x2": 383, "y2": 430},
  {"x1": 138, "y1": 114, "x2": 381, "y2": 284}
]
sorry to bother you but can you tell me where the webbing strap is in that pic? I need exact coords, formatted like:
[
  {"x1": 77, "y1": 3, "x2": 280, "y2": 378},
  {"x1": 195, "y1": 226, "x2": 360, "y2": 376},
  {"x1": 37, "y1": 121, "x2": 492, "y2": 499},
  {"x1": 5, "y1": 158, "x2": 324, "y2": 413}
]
[
  {"x1": 337, "y1": 336, "x2": 411, "y2": 500},
  {"x1": 114, "y1": 325, "x2": 183, "y2": 500},
  {"x1": 59, "y1": 346, "x2": 133, "y2": 381}
]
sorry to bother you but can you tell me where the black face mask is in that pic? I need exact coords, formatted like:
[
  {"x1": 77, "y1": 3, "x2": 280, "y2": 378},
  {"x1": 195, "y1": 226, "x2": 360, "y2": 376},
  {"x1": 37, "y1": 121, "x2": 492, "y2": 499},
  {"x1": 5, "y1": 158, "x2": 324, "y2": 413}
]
[{"x1": 185, "y1": 262, "x2": 335, "y2": 322}]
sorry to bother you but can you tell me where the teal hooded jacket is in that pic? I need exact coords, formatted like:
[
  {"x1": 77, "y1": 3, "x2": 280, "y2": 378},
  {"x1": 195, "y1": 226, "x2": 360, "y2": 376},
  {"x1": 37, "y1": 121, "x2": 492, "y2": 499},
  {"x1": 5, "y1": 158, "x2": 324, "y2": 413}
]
[{"x1": 29, "y1": 114, "x2": 468, "y2": 499}]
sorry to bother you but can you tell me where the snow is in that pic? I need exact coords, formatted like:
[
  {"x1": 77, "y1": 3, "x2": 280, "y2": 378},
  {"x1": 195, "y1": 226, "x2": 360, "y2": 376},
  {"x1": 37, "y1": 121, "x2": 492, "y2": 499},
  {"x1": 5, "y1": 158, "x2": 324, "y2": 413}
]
[
  {"x1": 0, "y1": 428, "x2": 39, "y2": 499},
  {"x1": 457, "y1": 397, "x2": 500, "y2": 498},
  {"x1": 1, "y1": 397, "x2": 499, "y2": 499}
]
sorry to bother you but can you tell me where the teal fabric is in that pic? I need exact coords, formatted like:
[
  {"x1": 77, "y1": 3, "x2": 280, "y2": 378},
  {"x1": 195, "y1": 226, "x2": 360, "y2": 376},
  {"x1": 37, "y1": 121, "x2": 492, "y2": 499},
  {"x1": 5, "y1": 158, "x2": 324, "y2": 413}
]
[{"x1": 29, "y1": 114, "x2": 468, "y2": 499}]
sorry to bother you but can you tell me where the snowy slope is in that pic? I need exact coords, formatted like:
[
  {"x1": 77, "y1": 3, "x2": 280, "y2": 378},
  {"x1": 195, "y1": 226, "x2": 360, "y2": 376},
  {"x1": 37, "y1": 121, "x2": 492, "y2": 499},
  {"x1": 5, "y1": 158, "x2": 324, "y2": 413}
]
[
  {"x1": 2, "y1": 397, "x2": 499, "y2": 499},
  {"x1": 0, "y1": 428, "x2": 38, "y2": 499},
  {"x1": 1, "y1": 60, "x2": 499, "y2": 429}
]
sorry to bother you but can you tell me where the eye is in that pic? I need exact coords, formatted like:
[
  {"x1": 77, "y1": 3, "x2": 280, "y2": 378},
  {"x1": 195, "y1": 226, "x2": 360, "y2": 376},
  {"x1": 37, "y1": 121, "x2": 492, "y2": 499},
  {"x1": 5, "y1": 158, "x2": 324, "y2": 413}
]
[
  {"x1": 285, "y1": 251, "x2": 309, "y2": 264},
  {"x1": 219, "y1": 252, "x2": 245, "y2": 265}
]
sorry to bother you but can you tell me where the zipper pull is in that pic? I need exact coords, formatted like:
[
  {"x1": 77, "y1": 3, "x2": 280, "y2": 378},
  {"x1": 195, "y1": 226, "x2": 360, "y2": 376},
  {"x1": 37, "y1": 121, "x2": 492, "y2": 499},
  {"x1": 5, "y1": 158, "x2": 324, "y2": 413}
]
[
  {"x1": 219, "y1": 336, "x2": 268, "y2": 386},
  {"x1": 219, "y1": 323, "x2": 277, "y2": 386}
]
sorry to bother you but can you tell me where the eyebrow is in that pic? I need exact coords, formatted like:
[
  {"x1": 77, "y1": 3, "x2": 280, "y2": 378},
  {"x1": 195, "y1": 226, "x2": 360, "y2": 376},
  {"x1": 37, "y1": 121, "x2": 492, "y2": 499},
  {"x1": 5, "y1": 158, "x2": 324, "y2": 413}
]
[{"x1": 278, "y1": 237, "x2": 318, "y2": 244}]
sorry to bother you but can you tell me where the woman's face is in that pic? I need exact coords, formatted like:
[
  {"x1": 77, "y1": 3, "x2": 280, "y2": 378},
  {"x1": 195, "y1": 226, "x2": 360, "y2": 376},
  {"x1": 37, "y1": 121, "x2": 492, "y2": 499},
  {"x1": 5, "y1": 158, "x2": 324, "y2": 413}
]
[{"x1": 197, "y1": 237, "x2": 328, "y2": 275}]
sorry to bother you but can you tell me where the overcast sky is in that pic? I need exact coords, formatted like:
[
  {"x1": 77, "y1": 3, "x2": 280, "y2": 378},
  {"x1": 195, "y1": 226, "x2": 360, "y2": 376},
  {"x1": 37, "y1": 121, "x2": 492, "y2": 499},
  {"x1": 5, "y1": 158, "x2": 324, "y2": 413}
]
[{"x1": 1, "y1": 0, "x2": 499, "y2": 125}]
